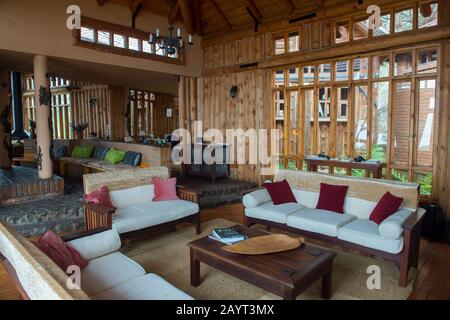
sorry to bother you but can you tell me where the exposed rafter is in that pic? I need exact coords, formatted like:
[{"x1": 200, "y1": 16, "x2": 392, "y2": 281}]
[
  {"x1": 179, "y1": 0, "x2": 195, "y2": 35},
  {"x1": 130, "y1": 0, "x2": 143, "y2": 28},
  {"x1": 246, "y1": 0, "x2": 262, "y2": 32},
  {"x1": 96, "y1": 0, "x2": 107, "y2": 6},
  {"x1": 193, "y1": 0, "x2": 203, "y2": 36},
  {"x1": 210, "y1": 0, "x2": 232, "y2": 31},
  {"x1": 281, "y1": 0, "x2": 295, "y2": 13}
]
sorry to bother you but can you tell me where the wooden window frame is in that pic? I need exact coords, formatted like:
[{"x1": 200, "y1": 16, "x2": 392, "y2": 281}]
[{"x1": 73, "y1": 16, "x2": 184, "y2": 65}]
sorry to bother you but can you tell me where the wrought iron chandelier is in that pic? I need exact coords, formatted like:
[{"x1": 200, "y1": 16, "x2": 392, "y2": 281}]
[{"x1": 149, "y1": 0, "x2": 194, "y2": 56}]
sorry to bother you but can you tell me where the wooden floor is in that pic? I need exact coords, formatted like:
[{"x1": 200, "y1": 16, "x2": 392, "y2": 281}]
[{"x1": 1, "y1": 203, "x2": 449, "y2": 300}]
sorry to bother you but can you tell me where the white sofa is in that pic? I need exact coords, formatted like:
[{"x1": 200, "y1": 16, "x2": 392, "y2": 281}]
[
  {"x1": 83, "y1": 167, "x2": 201, "y2": 238},
  {"x1": 0, "y1": 222, "x2": 192, "y2": 300},
  {"x1": 243, "y1": 170, "x2": 425, "y2": 287}
]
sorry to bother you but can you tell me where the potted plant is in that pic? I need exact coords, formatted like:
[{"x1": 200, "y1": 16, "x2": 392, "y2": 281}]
[{"x1": 70, "y1": 122, "x2": 89, "y2": 141}]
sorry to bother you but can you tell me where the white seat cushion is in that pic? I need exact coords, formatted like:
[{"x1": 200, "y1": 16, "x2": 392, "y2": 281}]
[
  {"x1": 286, "y1": 208, "x2": 356, "y2": 237},
  {"x1": 337, "y1": 219, "x2": 404, "y2": 254},
  {"x1": 82, "y1": 252, "x2": 145, "y2": 295},
  {"x1": 245, "y1": 202, "x2": 306, "y2": 224},
  {"x1": 91, "y1": 274, "x2": 193, "y2": 300},
  {"x1": 112, "y1": 200, "x2": 199, "y2": 234}
]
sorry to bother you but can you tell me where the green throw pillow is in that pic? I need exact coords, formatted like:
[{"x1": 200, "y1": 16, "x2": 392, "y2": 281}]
[
  {"x1": 105, "y1": 148, "x2": 126, "y2": 164},
  {"x1": 71, "y1": 145, "x2": 94, "y2": 158}
]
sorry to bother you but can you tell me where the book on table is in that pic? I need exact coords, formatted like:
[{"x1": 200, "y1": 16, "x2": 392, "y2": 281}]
[{"x1": 209, "y1": 227, "x2": 247, "y2": 244}]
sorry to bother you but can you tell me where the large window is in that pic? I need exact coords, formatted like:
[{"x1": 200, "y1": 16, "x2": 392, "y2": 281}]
[{"x1": 272, "y1": 44, "x2": 439, "y2": 197}]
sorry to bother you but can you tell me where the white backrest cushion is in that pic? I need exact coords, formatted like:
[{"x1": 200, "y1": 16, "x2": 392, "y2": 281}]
[
  {"x1": 109, "y1": 185, "x2": 154, "y2": 209},
  {"x1": 242, "y1": 189, "x2": 272, "y2": 208},
  {"x1": 343, "y1": 197, "x2": 378, "y2": 219},
  {"x1": 293, "y1": 189, "x2": 377, "y2": 219},
  {"x1": 292, "y1": 190, "x2": 319, "y2": 208},
  {"x1": 69, "y1": 230, "x2": 121, "y2": 261}
]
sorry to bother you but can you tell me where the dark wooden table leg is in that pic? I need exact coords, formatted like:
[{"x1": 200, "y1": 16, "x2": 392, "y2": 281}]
[
  {"x1": 321, "y1": 265, "x2": 333, "y2": 299},
  {"x1": 282, "y1": 289, "x2": 295, "y2": 300},
  {"x1": 190, "y1": 248, "x2": 200, "y2": 287}
]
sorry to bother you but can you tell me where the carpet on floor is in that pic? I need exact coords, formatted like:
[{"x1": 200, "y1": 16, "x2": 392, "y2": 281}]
[{"x1": 121, "y1": 218, "x2": 416, "y2": 300}]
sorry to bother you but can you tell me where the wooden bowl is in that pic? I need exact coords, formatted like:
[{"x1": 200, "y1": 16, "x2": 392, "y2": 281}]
[{"x1": 223, "y1": 234, "x2": 305, "y2": 255}]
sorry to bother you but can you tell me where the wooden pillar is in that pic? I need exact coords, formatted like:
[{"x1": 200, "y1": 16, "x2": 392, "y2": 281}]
[
  {"x1": 109, "y1": 85, "x2": 126, "y2": 141},
  {"x1": 33, "y1": 55, "x2": 53, "y2": 179},
  {"x1": 0, "y1": 69, "x2": 12, "y2": 169}
]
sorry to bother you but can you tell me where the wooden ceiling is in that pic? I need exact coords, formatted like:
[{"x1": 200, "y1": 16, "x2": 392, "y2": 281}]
[{"x1": 95, "y1": 0, "x2": 342, "y2": 38}]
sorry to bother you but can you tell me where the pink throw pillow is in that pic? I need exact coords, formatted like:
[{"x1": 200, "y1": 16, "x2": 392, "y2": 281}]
[
  {"x1": 152, "y1": 177, "x2": 179, "y2": 201},
  {"x1": 85, "y1": 186, "x2": 115, "y2": 209},
  {"x1": 35, "y1": 230, "x2": 87, "y2": 272}
]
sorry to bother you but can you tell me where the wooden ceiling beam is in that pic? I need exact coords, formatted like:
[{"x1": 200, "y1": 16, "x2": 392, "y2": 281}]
[
  {"x1": 246, "y1": 0, "x2": 262, "y2": 23},
  {"x1": 193, "y1": 0, "x2": 203, "y2": 36},
  {"x1": 281, "y1": 0, "x2": 295, "y2": 13},
  {"x1": 179, "y1": 0, "x2": 195, "y2": 35},
  {"x1": 130, "y1": 0, "x2": 143, "y2": 28},
  {"x1": 210, "y1": 0, "x2": 232, "y2": 31},
  {"x1": 313, "y1": 0, "x2": 325, "y2": 9},
  {"x1": 96, "y1": 0, "x2": 108, "y2": 6}
]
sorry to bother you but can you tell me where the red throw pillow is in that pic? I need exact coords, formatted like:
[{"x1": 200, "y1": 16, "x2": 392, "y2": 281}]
[
  {"x1": 370, "y1": 192, "x2": 404, "y2": 225},
  {"x1": 316, "y1": 183, "x2": 349, "y2": 213},
  {"x1": 35, "y1": 230, "x2": 87, "y2": 272},
  {"x1": 85, "y1": 186, "x2": 115, "y2": 209},
  {"x1": 153, "y1": 177, "x2": 179, "y2": 201},
  {"x1": 263, "y1": 180, "x2": 297, "y2": 205}
]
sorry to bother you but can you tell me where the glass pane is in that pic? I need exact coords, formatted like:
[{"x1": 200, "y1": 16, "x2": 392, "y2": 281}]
[
  {"x1": 128, "y1": 37, "x2": 139, "y2": 51},
  {"x1": 289, "y1": 91, "x2": 299, "y2": 155},
  {"x1": 392, "y1": 82, "x2": 411, "y2": 165},
  {"x1": 391, "y1": 169, "x2": 409, "y2": 182},
  {"x1": 372, "y1": 55, "x2": 390, "y2": 78},
  {"x1": 353, "y1": 18, "x2": 369, "y2": 40},
  {"x1": 335, "y1": 20, "x2": 349, "y2": 44},
  {"x1": 418, "y1": 2, "x2": 438, "y2": 29},
  {"x1": 274, "y1": 36, "x2": 285, "y2": 55},
  {"x1": 274, "y1": 70, "x2": 284, "y2": 87},
  {"x1": 416, "y1": 79, "x2": 436, "y2": 167},
  {"x1": 97, "y1": 30, "x2": 110, "y2": 45},
  {"x1": 318, "y1": 87, "x2": 331, "y2": 154},
  {"x1": 274, "y1": 91, "x2": 285, "y2": 120},
  {"x1": 417, "y1": 48, "x2": 438, "y2": 74},
  {"x1": 287, "y1": 159, "x2": 298, "y2": 170},
  {"x1": 303, "y1": 90, "x2": 314, "y2": 156},
  {"x1": 414, "y1": 171, "x2": 433, "y2": 195},
  {"x1": 302, "y1": 66, "x2": 315, "y2": 85},
  {"x1": 374, "y1": 14, "x2": 391, "y2": 36},
  {"x1": 394, "y1": 52, "x2": 413, "y2": 76},
  {"x1": 336, "y1": 87, "x2": 350, "y2": 158},
  {"x1": 395, "y1": 8, "x2": 414, "y2": 33},
  {"x1": 142, "y1": 40, "x2": 152, "y2": 53},
  {"x1": 80, "y1": 27, "x2": 95, "y2": 42},
  {"x1": 113, "y1": 34, "x2": 125, "y2": 48},
  {"x1": 288, "y1": 32, "x2": 299, "y2": 53},
  {"x1": 354, "y1": 85, "x2": 368, "y2": 158},
  {"x1": 288, "y1": 68, "x2": 299, "y2": 86},
  {"x1": 353, "y1": 58, "x2": 368, "y2": 80},
  {"x1": 275, "y1": 91, "x2": 285, "y2": 154},
  {"x1": 335, "y1": 60, "x2": 349, "y2": 81},
  {"x1": 319, "y1": 63, "x2": 331, "y2": 82},
  {"x1": 371, "y1": 82, "x2": 389, "y2": 162}
]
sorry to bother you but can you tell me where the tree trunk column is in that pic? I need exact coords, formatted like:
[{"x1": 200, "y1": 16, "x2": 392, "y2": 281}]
[
  {"x1": 33, "y1": 55, "x2": 53, "y2": 179},
  {"x1": 0, "y1": 69, "x2": 12, "y2": 169}
]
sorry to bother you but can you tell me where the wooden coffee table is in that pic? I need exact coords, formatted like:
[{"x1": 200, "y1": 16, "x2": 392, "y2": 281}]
[{"x1": 187, "y1": 225, "x2": 337, "y2": 300}]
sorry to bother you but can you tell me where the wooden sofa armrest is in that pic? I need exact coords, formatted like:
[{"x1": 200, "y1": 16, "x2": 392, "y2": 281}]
[
  {"x1": 177, "y1": 186, "x2": 202, "y2": 204},
  {"x1": 403, "y1": 208, "x2": 426, "y2": 231},
  {"x1": 83, "y1": 203, "x2": 116, "y2": 231},
  {"x1": 61, "y1": 227, "x2": 109, "y2": 242}
]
